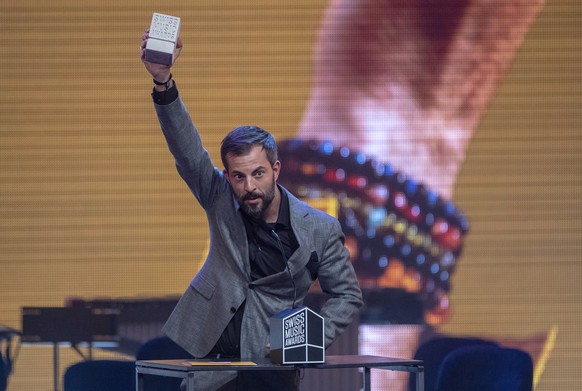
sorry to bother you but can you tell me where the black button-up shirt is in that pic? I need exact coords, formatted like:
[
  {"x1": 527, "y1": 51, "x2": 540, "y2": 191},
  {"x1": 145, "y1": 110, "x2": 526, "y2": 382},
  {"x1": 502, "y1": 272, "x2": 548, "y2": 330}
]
[
  {"x1": 212, "y1": 186, "x2": 298, "y2": 358},
  {"x1": 241, "y1": 187, "x2": 298, "y2": 280}
]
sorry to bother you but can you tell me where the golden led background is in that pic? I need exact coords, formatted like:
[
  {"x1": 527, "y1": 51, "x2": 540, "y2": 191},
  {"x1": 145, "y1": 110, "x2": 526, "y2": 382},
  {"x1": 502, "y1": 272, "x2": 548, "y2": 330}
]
[{"x1": 0, "y1": 1, "x2": 580, "y2": 390}]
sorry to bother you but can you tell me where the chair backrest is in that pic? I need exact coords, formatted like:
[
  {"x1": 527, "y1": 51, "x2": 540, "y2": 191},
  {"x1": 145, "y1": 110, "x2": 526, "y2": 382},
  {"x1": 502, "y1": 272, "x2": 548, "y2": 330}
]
[
  {"x1": 136, "y1": 336, "x2": 194, "y2": 391},
  {"x1": 409, "y1": 336, "x2": 499, "y2": 391},
  {"x1": 63, "y1": 360, "x2": 135, "y2": 391},
  {"x1": 63, "y1": 337, "x2": 194, "y2": 391},
  {"x1": 0, "y1": 355, "x2": 6, "y2": 391},
  {"x1": 0, "y1": 326, "x2": 19, "y2": 391},
  {"x1": 435, "y1": 345, "x2": 533, "y2": 391},
  {"x1": 136, "y1": 335, "x2": 193, "y2": 360}
]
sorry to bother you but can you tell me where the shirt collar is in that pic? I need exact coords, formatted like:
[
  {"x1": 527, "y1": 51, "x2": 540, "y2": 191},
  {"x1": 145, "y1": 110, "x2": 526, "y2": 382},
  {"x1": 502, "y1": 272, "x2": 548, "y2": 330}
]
[{"x1": 276, "y1": 185, "x2": 291, "y2": 229}]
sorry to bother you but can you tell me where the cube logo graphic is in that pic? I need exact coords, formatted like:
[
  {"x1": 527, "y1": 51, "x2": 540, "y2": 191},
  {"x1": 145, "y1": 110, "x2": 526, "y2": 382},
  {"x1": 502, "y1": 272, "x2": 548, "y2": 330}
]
[{"x1": 269, "y1": 306, "x2": 325, "y2": 364}]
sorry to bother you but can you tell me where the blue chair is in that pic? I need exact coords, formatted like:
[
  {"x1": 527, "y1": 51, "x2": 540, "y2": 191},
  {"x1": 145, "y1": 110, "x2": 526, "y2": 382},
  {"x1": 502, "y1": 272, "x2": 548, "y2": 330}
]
[
  {"x1": 409, "y1": 336, "x2": 499, "y2": 391},
  {"x1": 63, "y1": 336, "x2": 194, "y2": 391},
  {"x1": 63, "y1": 360, "x2": 135, "y2": 391},
  {"x1": 136, "y1": 336, "x2": 195, "y2": 391},
  {"x1": 435, "y1": 345, "x2": 533, "y2": 391},
  {"x1": 0, "y1": 325, "x2": 19, "y2": 391},
  {"x1": 136, "y1": 336, "x2": 192, "y2": 361}
]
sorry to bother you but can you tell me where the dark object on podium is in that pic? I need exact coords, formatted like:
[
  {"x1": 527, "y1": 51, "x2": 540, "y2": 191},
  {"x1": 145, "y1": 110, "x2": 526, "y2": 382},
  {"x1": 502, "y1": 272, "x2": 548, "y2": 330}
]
[
  {"x1": 270, "y1": 306, "x2": 324, "y2": 364},
  {"x1": 21, "y1": 307, "x2": 118, "y2": 343}
]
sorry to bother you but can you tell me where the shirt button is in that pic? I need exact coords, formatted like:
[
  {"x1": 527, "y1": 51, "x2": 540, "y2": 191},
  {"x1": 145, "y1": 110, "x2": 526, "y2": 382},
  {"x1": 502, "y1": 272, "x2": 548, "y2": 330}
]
[{"x1": 230, "y1": 307, "x2": 236, "y2": 313}]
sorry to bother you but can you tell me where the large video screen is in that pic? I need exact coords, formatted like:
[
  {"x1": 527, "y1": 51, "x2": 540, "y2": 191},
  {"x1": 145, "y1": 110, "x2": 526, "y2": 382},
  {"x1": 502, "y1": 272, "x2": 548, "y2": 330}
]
[{"x1": 0, "y1": 1, "x2": 580, "y2": 390}]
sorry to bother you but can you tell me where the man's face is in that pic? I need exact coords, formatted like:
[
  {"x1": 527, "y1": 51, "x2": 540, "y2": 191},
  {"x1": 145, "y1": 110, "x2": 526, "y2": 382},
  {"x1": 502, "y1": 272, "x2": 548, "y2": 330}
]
[{"x1": 224, "y1": 145, "x2": 280, "y2": 220}]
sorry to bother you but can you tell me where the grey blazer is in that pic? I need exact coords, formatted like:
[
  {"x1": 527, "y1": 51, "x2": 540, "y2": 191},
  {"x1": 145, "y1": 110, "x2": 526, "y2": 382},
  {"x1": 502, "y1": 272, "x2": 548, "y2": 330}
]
[{"x1": 155, "y1": 96, "x2": 363, "y2": 389}]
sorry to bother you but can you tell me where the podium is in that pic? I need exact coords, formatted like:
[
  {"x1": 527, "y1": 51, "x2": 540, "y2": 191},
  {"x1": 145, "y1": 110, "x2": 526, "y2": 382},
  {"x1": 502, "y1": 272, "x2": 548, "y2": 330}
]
[{"x1": 135, "y1": 355, "x2": 424, "y2": 391}]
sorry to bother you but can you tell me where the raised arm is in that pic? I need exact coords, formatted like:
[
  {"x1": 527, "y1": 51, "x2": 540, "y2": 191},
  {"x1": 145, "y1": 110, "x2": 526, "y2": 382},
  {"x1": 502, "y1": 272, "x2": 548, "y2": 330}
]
[{"x1": 140, "y1": 29, "x2": 228, "y2": 208}]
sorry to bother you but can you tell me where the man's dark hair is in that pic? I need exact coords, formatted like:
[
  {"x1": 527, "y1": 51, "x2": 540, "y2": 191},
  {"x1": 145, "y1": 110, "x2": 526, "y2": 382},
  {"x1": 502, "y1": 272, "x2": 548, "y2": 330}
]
[{"x1": 220, "y1": 126, "x2": 278, "y2": 170}]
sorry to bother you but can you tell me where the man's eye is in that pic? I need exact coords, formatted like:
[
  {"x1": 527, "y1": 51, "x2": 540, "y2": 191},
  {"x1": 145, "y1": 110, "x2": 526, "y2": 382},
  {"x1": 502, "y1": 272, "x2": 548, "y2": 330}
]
[{"x1": 255, "y1": 171, "x2": 264, "y2": 177}]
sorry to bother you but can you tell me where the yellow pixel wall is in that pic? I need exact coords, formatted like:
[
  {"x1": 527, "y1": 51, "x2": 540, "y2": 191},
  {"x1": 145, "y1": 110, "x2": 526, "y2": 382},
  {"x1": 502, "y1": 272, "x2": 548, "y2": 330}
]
[{"x1": 0, "y1": 1, "x2": 580, "y2": 390}]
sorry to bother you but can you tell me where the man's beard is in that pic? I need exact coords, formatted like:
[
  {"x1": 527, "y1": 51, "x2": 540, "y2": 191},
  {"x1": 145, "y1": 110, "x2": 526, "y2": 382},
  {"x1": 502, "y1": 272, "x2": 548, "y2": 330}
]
[{"x1": 238, "y1": 183, "x2": 276, "y2": 220}]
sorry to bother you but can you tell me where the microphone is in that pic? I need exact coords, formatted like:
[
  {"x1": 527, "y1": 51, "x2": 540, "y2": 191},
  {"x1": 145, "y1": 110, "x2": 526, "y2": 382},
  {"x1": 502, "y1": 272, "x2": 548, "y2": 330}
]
[{"x1": 271, "y1": 229, "x2": 297, "y2": 309}]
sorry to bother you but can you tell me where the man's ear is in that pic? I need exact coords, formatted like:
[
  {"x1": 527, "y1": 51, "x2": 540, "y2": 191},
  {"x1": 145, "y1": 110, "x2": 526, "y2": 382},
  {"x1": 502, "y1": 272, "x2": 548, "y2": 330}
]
[
  {"x1": 273, "y1": 160, "x2": 281, "y2": 181},
  {"x1": 223, "y1": 168, "x2": 230, "y2": 183}
]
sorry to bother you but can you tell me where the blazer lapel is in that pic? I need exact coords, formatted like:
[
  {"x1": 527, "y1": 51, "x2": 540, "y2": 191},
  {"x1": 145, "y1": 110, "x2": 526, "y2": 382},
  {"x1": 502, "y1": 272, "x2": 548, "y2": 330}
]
[
  {"x1": 226, "y1": 196, "x2": 251, "y2": 277},
  {"x1": 286, "y1": 189, "x2": 315, "y2": 275}
]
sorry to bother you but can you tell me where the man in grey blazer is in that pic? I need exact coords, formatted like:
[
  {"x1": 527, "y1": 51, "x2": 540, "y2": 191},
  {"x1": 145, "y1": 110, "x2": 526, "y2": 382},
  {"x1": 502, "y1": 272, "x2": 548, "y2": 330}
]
[{"x1": 140, "y1": 31, "x2": 363, "y2": 390}]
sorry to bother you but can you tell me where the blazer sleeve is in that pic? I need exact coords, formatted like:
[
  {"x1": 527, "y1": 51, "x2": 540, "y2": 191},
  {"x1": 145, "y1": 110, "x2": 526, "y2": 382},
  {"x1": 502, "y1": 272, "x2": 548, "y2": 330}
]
[
  {"x1": 154, "y1": 96, "x2": 229, "y2": 208},
  {"x1": 316, "y1": 218, "x2": 363, "y2": 347}
]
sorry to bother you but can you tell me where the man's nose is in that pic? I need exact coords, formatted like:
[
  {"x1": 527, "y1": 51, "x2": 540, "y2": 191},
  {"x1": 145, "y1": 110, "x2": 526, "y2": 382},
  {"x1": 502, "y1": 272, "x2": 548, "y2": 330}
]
[{"x1": 243, "y1": 177, "x2": 256, "y2": 192}]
